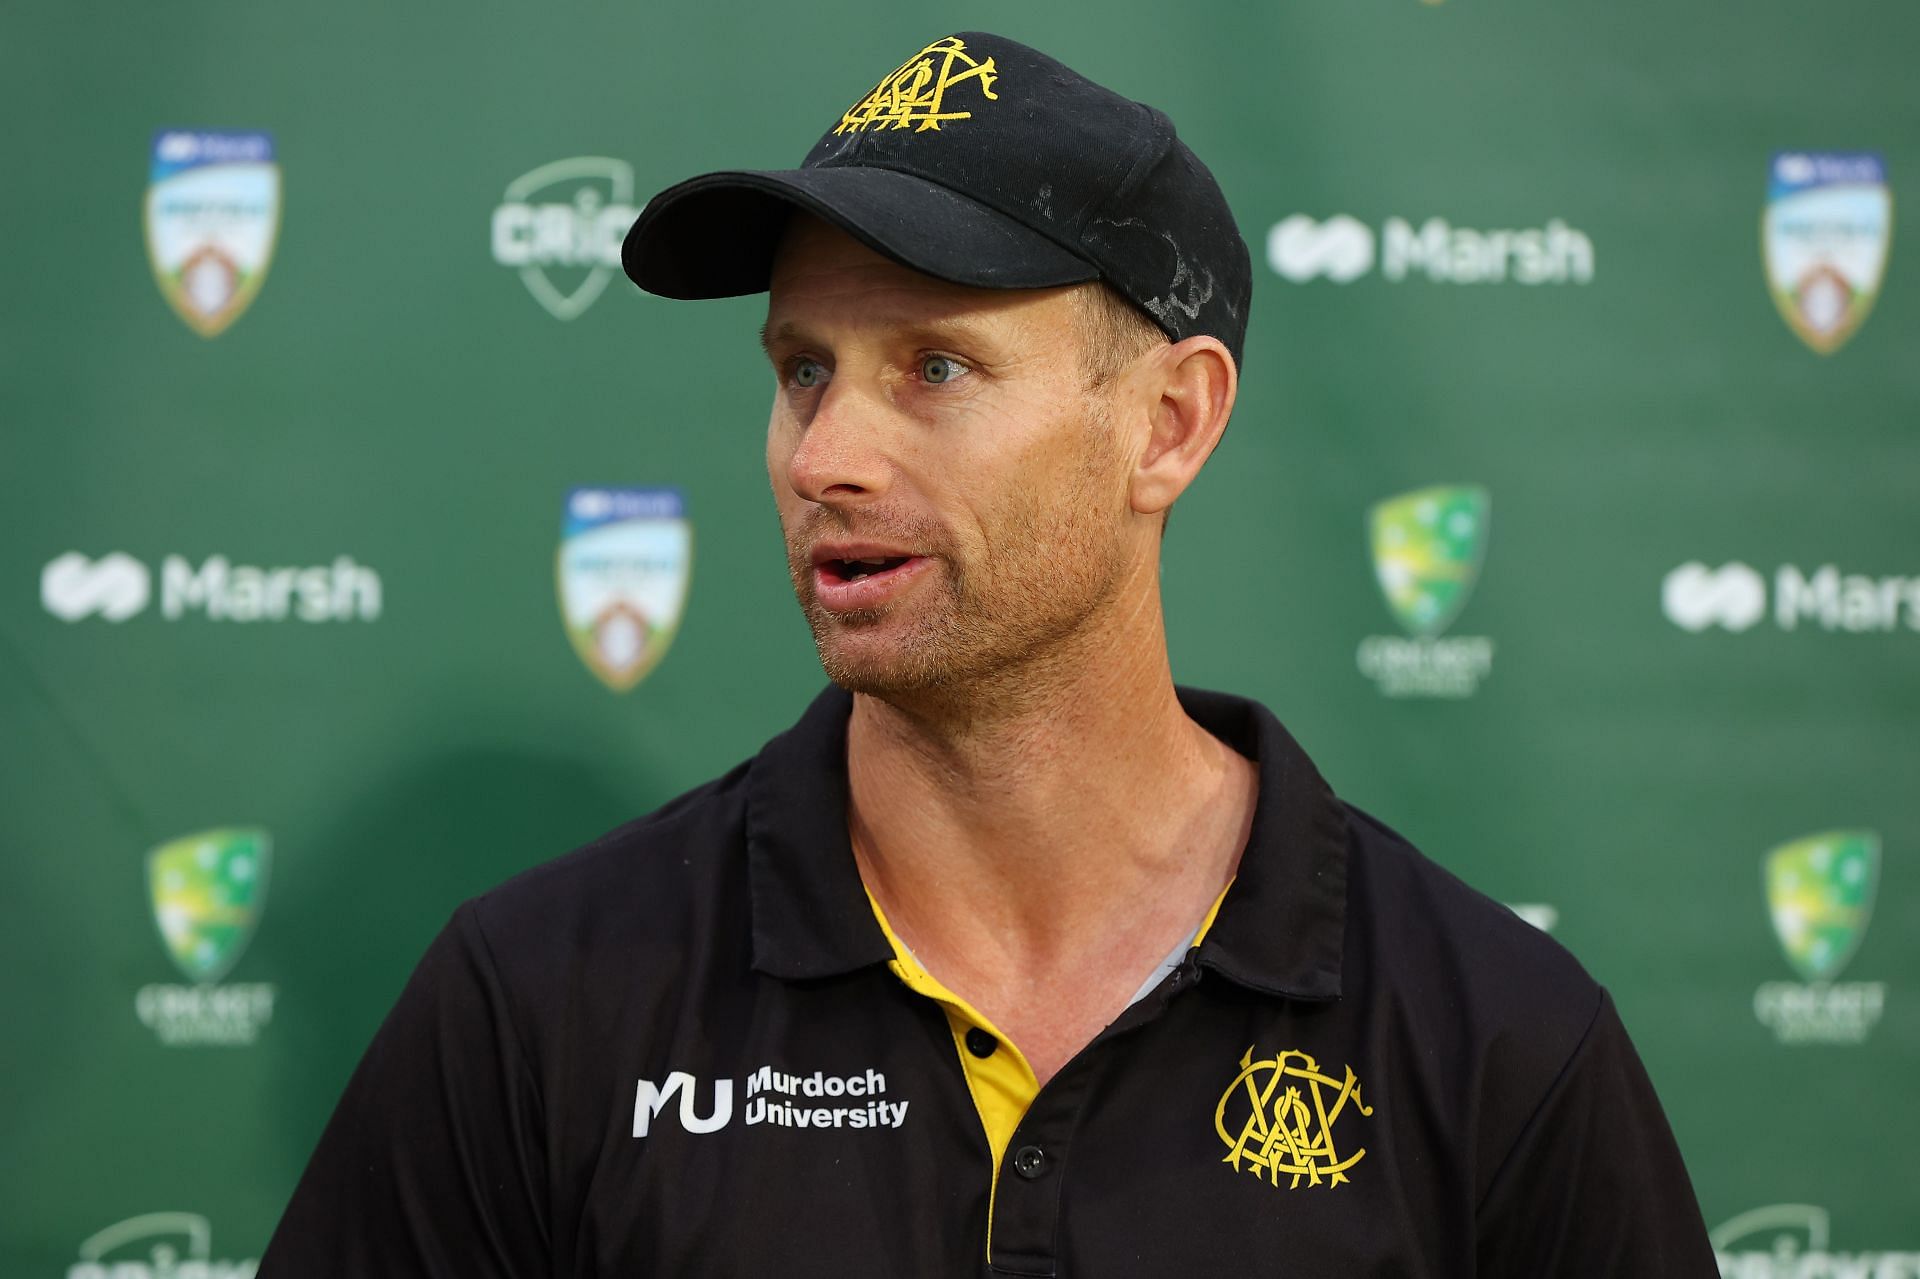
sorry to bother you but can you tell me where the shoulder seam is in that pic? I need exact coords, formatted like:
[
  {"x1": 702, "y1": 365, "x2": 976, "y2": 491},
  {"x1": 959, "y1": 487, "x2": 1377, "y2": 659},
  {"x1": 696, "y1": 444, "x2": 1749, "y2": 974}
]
[
  {"x1": 1472, "y1": 983, "x2": 1609, "y2": 1216},
  {"x1": 454, "y1": 901, "x2": 547, "y2": 1120}
]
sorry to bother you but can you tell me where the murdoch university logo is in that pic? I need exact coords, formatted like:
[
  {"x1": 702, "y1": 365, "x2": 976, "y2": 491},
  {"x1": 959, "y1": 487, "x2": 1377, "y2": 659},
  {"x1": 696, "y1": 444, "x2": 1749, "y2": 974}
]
[
  {"x1": 835, "y1": 36, "x2": 999, "y2": 134},
  {"x1": 1754, "y1": 831, "x2": 1885, "y2": 1044},
  {"x1": 1216, "y1": 1047, "x2": 1372, "y2": 1190},
  {"x1": 1358, "y1": 485, "x2": 1494, "y2": 698},
  {"x1": 633, "y1": 1065, "x2": 910, "y2": 1136},
  {"x1": 1267, "y1": 213, "x2": 1592, "y2": 285},
  {"x1": 139, "y1": 828, "x2": 277, "y2": 1046},
  {"x1": 492, "y1": 157, "x2": 638, "y2": 320},
  {"x1": 557, "y1": 487, "x2": 691, "y2": 692},
  {"x1": 69, "y1": 1212, "x2": 256, "y2": 1279},
  {"x1": 1711, "y1": 1204, "x2": 1920, "y2": 1278},
  {"x1": 1662, "y1": 560, "x2": 1920, "y2": 634},
  {"x1": 1763, "y1": 152, "x2": 1892, "y2": 355},
  {"x1": 144, "y1": 129, "x2": 280, "y2": 337}
]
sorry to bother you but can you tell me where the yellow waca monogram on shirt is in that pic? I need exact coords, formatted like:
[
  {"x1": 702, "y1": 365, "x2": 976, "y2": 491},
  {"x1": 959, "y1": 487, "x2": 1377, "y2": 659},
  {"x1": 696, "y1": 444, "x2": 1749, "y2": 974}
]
[{"x1": 1216, "y1": 1047, "x2": 1373, "y2": 1189}]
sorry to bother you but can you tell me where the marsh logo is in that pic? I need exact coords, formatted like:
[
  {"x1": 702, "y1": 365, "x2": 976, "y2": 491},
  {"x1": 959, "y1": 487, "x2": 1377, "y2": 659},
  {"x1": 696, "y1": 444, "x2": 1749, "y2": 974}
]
[
  {"x1": 1663, "y1": 562, "x2": 1767, "y2": 632},
  {"x1": 1663, "y1": 561, "x2": 1920, "y2": 633},
  {"x1": 68, "y1": 1211, "x2": 256, "y2": 1279},
  {"x1": 1506, "y1": 903, "x2": 1558, "y2": 932},
  {"x1": 557, "y1": 487, "x2": 691, "y2": 692},
  {"x1": 1357, "y1": 485, "x2": 1494, "y2": 698},
  {"x1": 1711, "y1": 1204, "x2": 1919, "y2": 1278},
  {"x1": 633, "y1": 1065, "x2": 909, "y2": 1137},
  {"x1": 137, "y1": 829, "x2": 277, "y2": 1047},
  {"x1": 1753, "y1": 830, "x2": 1885, "y2": 1045},
  {"x1": 40, "y1": 551, "x2": 380, "y2": 623},
  {"x1": 41, "y1": 552, "x2": 151, "y2": 622},
  {"x1": 492, "y1": 157, "x2": 638, "y2": 320},
  {"x1": 1266, "y1": 215, "x2": 1374, "y2": 282},
  {"x1": 1268, "y1": 214, "x2": 1593, "y2": 284},
  {"x1": 144, "y1": 129, "x2": 280, "y2": 337},
  {"x1": 1763, "y1": 152, "x2": 1891, "y2": 355}
]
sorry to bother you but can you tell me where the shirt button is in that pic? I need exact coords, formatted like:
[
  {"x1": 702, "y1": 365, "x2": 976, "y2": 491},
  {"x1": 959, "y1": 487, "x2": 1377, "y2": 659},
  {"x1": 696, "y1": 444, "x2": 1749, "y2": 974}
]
[
  {"x1": 965, "y1": 1027, "x2": 998, "y2": 1058},
  {"x1": 1012, "y1": 1145, "x2": 1047, "y2": 1179}
]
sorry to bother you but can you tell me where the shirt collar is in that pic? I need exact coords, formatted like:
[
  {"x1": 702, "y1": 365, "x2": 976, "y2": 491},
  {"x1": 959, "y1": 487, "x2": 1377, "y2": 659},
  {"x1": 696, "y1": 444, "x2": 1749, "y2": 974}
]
[
  {"x1": 1176, "y1": 687, "x2": 1349, "y2": 1001},
  {"x1": 745, "y1": 684, "x2": 1349, "y2": 1000}
]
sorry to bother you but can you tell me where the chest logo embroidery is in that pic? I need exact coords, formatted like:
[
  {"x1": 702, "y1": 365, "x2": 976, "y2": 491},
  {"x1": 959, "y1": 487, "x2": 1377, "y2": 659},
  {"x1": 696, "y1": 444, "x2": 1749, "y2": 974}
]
[
  {"x1": 632, "y1": 1066, "x2": 909, "y2": 1137},
  {"x1": 1215, "y1": 1046, "x2": 1373, "y2": 1189},
  {"x1": 835, "y1": 37, "x2": 999, "y2": 135}
]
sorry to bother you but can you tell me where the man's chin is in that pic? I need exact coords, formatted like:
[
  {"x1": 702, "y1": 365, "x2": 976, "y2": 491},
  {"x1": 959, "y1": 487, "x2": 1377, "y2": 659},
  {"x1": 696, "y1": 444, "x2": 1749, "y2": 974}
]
[
  {"x1": 812, "y1": 631, "x2": 947, "y2": 696},
  {"x1": 823, "y1": 666, "x2": 953, "y2": 698},
  {"x1": 800, "y1": 607, "x2": 950, "y2": 694}
]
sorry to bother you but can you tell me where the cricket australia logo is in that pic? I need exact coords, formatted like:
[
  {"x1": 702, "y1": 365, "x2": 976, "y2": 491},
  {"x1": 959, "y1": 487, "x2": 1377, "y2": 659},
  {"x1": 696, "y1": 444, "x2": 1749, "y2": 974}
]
[
  {"x1": 492, "y1": 157, "x2": 638, "y2": 320},
  {"x1": 1753, "y1": 830, "x2": 1886, "y2": 1045},
  {"x1": 138, "y1": 828, "x2": 277, "y2": 1047},
  {"x1": 1357, "y1": 484, "x2": 1495, "y2": 699},
  {"x1": 1216, "y1": 1047, "x2": 1373, "y2": 1190},
  {"x1": 835, "y1": 36, "x2": 999, "y2": 134}
]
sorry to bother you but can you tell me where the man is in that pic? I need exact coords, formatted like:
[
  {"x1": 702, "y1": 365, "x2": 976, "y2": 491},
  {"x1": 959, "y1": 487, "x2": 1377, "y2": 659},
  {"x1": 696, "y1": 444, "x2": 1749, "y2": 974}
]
[{"x1": 263, "y1": 32, "x2": 1717, "y2": 1276}]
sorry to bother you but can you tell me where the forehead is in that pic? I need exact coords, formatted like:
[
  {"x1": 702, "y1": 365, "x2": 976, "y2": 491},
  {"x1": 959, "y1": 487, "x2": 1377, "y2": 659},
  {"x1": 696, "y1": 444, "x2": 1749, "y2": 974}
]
[{"x1": 765, "y1": 215, "x2": 1078, "y2": 337}]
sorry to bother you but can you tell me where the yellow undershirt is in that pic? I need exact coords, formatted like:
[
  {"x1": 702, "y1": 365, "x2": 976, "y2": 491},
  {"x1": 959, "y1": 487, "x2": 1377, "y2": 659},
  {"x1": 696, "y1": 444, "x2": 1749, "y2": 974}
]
[{"x1": 863, "y1": 881, "x2": 1233, "y2": 1250}]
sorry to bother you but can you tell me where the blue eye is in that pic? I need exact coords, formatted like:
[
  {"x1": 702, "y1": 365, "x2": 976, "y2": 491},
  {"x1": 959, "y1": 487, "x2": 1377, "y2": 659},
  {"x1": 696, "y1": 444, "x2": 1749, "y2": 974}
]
[
  {"x1": 793, "y1": 359, "x2": 828, "y2": 388},
  {"x1": 922, "y1": 355, "x2": 961, "y2": 384}
]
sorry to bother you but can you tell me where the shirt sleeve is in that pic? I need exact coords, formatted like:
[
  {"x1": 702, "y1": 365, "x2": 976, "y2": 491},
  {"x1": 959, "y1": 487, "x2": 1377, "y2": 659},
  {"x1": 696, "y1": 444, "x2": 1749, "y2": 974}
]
[
  {"x1": 1474, "y1": 989, "x2": 1718, "y2": 1276},
  {"x1": 258, "y1": 902, "x2": 550, "y2": 1278}
]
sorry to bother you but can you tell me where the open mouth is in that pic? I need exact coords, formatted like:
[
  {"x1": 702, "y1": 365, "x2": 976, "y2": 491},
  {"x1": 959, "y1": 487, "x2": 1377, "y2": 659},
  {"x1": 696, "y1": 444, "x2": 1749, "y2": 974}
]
[{"x1": 819, "y1": 556, "x2": 914, "y2": 584}]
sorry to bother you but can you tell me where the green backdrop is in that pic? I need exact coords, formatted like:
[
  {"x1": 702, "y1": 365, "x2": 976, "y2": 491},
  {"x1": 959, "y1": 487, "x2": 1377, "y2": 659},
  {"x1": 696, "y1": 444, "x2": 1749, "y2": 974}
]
[{"x1": 4, "y1": 0, "x2": 1915, "y2": 1272}]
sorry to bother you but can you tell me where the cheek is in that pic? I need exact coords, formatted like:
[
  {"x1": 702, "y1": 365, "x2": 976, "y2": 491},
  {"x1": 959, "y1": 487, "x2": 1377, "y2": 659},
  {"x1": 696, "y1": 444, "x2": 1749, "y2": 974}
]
[
  {"x1": 765, "y1": 413, "x2": 797, "y2": 495},
  {"x1": 957, "y1": 425, "x2": 1106, "y2": 558}
]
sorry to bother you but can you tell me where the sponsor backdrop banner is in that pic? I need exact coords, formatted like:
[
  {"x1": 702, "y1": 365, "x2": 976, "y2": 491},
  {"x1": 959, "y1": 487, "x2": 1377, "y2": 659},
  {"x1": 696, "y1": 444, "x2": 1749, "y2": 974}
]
[{"x1": 2, "y1": 0, "x2": 1914, "y2": 1271}]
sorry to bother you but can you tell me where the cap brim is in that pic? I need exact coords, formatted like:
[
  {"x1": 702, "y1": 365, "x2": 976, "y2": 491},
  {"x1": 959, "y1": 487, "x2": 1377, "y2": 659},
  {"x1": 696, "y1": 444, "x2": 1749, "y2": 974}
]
[{"x1": 622, "y1": 166, "x2": 1100, "y2": 300}]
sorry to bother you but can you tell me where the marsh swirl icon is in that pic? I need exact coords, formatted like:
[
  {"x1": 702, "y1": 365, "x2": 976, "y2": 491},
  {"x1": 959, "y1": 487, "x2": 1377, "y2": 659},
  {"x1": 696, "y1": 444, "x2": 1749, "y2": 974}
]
[{"x1": 1216, "y1": 1047, "x2": 1373, "y2": 1189}]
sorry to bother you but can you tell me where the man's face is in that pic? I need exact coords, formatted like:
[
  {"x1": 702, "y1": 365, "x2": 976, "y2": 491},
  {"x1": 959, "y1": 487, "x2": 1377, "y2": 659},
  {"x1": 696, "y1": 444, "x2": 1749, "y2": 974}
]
[{"x1": 763, "y1": 217, "x2": 1139, "y2": 697}]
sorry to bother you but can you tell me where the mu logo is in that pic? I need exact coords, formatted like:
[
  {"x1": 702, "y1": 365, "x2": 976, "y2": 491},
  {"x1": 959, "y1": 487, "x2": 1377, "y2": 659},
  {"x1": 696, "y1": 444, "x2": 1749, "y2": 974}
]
[{"x1": 1215, "y1": 1046, "x2": 1373, "y2": 1190}]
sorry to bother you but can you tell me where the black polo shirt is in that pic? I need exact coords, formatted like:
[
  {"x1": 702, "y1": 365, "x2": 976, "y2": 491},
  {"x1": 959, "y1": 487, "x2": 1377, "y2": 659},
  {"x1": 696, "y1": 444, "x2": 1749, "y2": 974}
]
[{"x1": 261, "y1": 685, "x2": 1717, "y2": 1277}]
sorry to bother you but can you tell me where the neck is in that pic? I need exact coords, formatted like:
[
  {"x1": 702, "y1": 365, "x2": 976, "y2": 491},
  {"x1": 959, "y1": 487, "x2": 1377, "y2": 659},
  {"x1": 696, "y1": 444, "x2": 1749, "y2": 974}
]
[{"x1": 845, "y1": 577, "x2": 1255, "y2": 972}]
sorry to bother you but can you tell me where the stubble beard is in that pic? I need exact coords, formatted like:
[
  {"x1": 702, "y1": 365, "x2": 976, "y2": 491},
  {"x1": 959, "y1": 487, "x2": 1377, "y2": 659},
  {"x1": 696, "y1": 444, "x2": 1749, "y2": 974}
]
[{"x1": 783, "y1": 410, "x2": 1132, "y2": 705}]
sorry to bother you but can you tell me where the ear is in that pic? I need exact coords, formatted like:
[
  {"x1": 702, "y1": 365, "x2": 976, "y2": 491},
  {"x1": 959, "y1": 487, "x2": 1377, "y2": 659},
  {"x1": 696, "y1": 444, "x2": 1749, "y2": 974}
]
[{"x1": 1128, "y1": 336, "x2": 1238, "y2": 517}]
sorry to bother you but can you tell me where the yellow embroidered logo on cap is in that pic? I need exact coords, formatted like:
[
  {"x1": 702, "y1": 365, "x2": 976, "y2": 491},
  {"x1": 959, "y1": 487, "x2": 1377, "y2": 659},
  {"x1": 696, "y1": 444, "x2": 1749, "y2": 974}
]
[
  {"x1": 835, "y1": 36, "x2": 999, "y2": 135},
  {"x1": 1216, "y1": 1047, "x2": 1373, "y2": 1189}
]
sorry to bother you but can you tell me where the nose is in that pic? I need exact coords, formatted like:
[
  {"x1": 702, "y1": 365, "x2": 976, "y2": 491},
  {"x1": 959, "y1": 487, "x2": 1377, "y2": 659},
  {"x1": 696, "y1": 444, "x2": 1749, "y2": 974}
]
[{"x1": 782, "y1": 380, "x2": 893, "y2": 507}]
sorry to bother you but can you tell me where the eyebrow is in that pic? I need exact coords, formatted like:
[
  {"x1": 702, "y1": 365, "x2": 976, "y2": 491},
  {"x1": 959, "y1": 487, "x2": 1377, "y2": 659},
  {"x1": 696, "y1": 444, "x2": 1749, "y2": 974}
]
[
  {"x1": 758, "y1": 320, "x2": 799, "y2": 359},
  {"x1": 757, "y1": 314, "x2": 1005, "y2": 362}
]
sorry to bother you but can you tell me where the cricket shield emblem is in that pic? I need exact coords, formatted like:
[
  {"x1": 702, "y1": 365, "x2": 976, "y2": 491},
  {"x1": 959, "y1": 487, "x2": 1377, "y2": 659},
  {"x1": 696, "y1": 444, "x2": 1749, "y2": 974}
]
[
  {"x1": 1369, "y1": 485, "x2": 1490, "y2": 639},
  {"x1": 144, "y1": 130, "x2": 280, "y2": 337},
  {"x1": 147, "y1": 828, "x2": 271, "y2": 984},
  {"x1": 1762, "y1": 152, "x2": 1892, "y2": 355},
  {"x1": 1765, "y1": 830, "x2": 1879, "y2": 983},
  {"x1": 556, "y1": 487, "x2": 692, "y2": 692}
]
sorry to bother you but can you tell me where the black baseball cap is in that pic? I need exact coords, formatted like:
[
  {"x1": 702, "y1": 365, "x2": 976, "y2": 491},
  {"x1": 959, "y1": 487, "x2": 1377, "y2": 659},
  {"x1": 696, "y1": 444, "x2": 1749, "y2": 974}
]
[{"x1": 622, "y1": 32, "x2": 1251, "y2": 366}]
